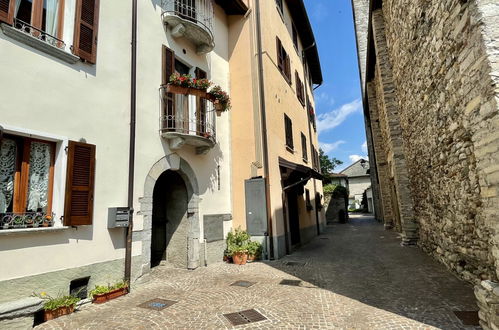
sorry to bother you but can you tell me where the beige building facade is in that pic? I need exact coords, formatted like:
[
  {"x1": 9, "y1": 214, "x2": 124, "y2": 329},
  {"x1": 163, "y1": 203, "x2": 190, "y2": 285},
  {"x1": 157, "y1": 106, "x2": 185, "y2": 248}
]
[{"x1": 230, "y1": 0, "x2": 325, "y2": 259}]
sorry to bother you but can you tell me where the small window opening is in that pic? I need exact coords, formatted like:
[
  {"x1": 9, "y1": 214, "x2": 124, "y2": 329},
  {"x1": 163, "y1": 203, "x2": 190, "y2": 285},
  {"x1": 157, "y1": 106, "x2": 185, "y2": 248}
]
[{"x1": 70, "y1": 276, "x2": 90, "y2": 300}]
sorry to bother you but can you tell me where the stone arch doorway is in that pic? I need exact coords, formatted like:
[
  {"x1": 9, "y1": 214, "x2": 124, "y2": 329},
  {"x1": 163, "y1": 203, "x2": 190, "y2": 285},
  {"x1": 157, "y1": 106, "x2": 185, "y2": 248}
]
[
  {"x1": 140, "y1": 154, "x2": 200, "y2": 273},
  {"x1": 151, "y1": 170, "x2": 189, "y2": 268}
]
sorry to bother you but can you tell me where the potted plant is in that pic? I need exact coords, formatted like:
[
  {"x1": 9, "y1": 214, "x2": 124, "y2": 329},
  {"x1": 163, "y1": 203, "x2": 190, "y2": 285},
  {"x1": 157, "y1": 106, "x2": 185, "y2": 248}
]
[
  {"x1": 89, "y1": 281, "x2": 128, "y2": 304},
  {"x1": 208, "y1": 85, "x2": 231, "y2": 116},
  {"x1": 167, "y1": 73, "x2": 193, "y2": 94},
  {"x1": 33, "y1": 292, "x2": 80, "y2": 321},
  {"x1": 247, "y1": 241, "x2": 262, "y2": 262},
  {"x1": 226, "y1": 228, "x2": 251, "y2": 265}
]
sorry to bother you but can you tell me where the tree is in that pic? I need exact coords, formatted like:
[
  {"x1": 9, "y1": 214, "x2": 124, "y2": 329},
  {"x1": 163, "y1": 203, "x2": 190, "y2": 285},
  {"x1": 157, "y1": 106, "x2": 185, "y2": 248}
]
[{"x1": 319, "y1": 148, "x2": 343, "y2": 178}]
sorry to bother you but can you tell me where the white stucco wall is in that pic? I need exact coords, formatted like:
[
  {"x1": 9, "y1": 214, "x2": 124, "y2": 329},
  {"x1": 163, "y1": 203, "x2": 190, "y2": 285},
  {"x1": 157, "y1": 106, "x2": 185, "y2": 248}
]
[{"x1": 0, "y1": 0, "x2": 232, "y2": 282}]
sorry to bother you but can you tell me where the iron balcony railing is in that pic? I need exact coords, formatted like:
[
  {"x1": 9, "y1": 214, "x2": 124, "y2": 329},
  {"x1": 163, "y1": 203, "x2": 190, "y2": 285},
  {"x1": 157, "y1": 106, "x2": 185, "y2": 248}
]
[
  {"x1": 161, "y1": 0, "x2": 214, "y2": 38},
  {"x1": 159, "y1": 86, "x2": 216, "y2": 142},
  {"x1": 13, "y1": 18, "x2": 66, "y2": 50},
  {"x1": 1, "y1": 212, "x2": 55, "y2": 230}
]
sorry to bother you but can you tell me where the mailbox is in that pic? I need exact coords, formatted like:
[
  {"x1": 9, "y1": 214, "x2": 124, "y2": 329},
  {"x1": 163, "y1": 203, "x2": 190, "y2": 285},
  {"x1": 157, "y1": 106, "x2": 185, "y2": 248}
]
[{"x1": 108, "y1": 207, "x2": 131, "y2": 228}]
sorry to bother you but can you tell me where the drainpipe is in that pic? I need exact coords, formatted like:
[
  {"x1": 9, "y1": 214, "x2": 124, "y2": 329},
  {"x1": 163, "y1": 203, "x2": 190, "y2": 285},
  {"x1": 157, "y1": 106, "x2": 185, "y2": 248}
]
[
  {"x1": 124, "y1": 0, "x2": 138, "y2": 287},
  {"x1": 255, "y1": 0, "x2": 274, "y2": 259}
]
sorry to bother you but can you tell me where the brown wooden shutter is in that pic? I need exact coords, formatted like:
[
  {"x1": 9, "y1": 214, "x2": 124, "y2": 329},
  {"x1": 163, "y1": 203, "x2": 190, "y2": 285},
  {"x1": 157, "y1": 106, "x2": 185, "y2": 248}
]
[
  {"x1": 73, "y1": 0, "x2": 100, "y2": 63},
  {"x1": 276, "y1": 37, "x2": 284, "y2": 73},
  {"x1": 162, "y1": 45, "x2": 176, "y2": 130},
  {"x1": 285, "y1": 54, "x2": 291, "y2": 83},
  {"x1": 64, "y1": 141, "x2": 96, "y2": 226},
  {"x1": 195, "y1": 67, "x2": 207, "y2": 135},
  {"x1": 0, "y1": 0, "x2": 14, "y2": 24}
]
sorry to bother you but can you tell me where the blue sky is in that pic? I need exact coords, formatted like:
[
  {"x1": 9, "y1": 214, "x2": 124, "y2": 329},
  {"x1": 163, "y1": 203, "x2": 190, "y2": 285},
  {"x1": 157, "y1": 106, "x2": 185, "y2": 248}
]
[{"x1": 304, "y1": 0, "x2": 367, "y2": 172}]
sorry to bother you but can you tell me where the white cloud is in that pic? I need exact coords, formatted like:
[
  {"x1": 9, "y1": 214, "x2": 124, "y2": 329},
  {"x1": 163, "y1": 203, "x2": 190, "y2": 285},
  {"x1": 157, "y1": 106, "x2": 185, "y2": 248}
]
[
  {"x1": 319, "y1": 140, "x2": 345, "y2": 154},
  {"x1": 361, "y1": 141, "x2": 368, "y2": 153},
  {"x1": 349, "y1": 154, "x2": 368, "y2": 163},
  {"x1": 317, "y1": 99, "x2": 362, "y2": 134},
  {"x1": 316, "y1": 92, "x2": 335, "y2": 106}
]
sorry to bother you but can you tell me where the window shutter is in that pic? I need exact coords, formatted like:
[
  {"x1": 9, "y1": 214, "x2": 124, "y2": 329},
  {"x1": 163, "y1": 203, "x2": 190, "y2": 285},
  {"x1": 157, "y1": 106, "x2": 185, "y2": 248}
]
[
  {"x1": 195, "y1": 67, "x2": 207, "y2": 135},
  {"x1": 64, "y1": 141, "x2": 96, "y2": 226},
  {"x1": 0, "y1": 0, "x2": 14, "y2": 24},
  {"x1": 276, "y1": 37, "x2": 283, "y2": 72},
  {"x1": 285, "y1": 54, "x2": 291, "y2": 83},
  {"x1": 162, "y1": 45, "x2": 176, "y2": 129},
  {"x1": 73, "y1": 0, "x2": 100, "y2": 64}
]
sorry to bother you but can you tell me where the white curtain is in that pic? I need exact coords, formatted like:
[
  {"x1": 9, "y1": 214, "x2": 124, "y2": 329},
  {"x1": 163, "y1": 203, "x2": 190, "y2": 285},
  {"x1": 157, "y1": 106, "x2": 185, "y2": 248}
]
[
  {"x1": 26, "y1": 142, "x2": 51, "y2": 213},
  {"x1": 45, "y1": 0, "x2": 59, "y2": 36},
  {"x1": 0, "y1": 139, "x2": 16, "y2": 213},
  {"x1": 14, "y1": 0, "x2": 21, "y2": 17}
]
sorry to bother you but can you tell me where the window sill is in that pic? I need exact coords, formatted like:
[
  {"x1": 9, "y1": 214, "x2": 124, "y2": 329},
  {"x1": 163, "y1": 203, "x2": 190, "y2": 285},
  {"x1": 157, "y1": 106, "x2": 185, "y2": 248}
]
[
  {"x1": 0, "y1": 226, "x2": 71, "y2": 236},
  {"x1": 303, "y1": 158, "x2": 308, "y2": 163},
  {"x1": 1, "y1": 24, "x2": 80, "y2": 64},
  {"x1": 286, "y1": 145, "x2": 294, "y2": 153}
]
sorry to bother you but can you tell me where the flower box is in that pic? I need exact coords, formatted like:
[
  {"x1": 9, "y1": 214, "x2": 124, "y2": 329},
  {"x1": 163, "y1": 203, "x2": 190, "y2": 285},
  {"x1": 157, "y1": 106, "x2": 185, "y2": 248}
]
[
  {"x1": 166, "y1": 84, "x2": 208, "y2": 98},
  {"x1": 44, "y1": 305, "x2": 75, "y2": 321},
  {"x1": 92, "y1": 287, "x2": 128, "y2": 304}
]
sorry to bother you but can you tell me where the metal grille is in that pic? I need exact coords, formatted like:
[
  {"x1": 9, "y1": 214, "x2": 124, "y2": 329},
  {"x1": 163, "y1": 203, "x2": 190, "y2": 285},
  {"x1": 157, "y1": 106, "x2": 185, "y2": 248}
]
[
  {"x1": 224, "y1": 309, "x2": 267, "y2": 326},
  {"x1": 12, "y1": 18, "x2": 66, "y2": 50},
  {"x1": 280, "y1": 279, "x2": 301, "y2": 286},
  {"x1": 231, "y1": 281, "x2": 256, "y2": 288},
  {"x1": 138, "y1": 299, "x2": 177, "y2": 311},
  {"x1": 1, "y1": 212, "x2": 54, "y2": 230},
  {"x1": 453, "y1": 311, "x2": 479, "y2": 326},
  {"x1": 161, "y1": 0, "x2": 214, "y2": 37}
]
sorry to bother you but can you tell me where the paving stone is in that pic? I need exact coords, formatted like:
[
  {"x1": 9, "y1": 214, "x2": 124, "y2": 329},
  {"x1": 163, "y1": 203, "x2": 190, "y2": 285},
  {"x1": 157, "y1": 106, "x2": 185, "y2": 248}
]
[{"x1": 35, "y1": 215, "x2": 478, "y2": 329}]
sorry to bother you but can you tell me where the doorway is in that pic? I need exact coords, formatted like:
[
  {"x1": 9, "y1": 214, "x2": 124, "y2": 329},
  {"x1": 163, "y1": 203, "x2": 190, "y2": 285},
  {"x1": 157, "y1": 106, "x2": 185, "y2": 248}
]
[
  {"x1": 151, "y1": 170, "x2": 189, "y2": 268},
  {"x1": 286, "y1": 189, "x2": 301, "y2": 246}
]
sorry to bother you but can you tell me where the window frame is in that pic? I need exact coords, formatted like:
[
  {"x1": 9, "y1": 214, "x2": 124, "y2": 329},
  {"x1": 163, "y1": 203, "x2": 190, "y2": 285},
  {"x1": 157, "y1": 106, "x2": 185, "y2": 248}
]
[
  {"x1": 301, "y1": 132, "x2": 308, "y2": 162},
  {"x1": 284, "y1": 114, "x2": 294, "y2": 151},
  {"x1": 276, "y1": 36, "x2": 292, "y2": 85},
  {"x1": 275, "y1": 0, "x2": 284, "y2": 15},
  {"x1": 1, "y1": 134, "x2": 56, "y2": 215},
  {"x1": 13, "y1": 0, "x2": 66, "y2": 39},
  {"x1": 292, "y1": 23, "x2": 298, "y2": 52}
]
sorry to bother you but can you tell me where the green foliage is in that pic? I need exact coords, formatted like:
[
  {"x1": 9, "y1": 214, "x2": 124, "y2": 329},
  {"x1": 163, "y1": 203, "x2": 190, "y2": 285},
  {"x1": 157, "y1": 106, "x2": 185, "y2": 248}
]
[
  {"x1": 226, "y1": 227, "x2": 251, "y2": 255},
  {"x1": 33, "y1": 292, "x2": 80, "y2": 311},
  {"x1": 323, "y1": 184, "x2": 348, "y2": 199},
  {"x1": 89, "y1": 281, "x2": 128, "y2": 298},
  {"x1": 247, "y1": 241, "x2": 262, "y2": 257},
  {"x1": 319, "y1": 149, "x2": 343, "y2": 181}
]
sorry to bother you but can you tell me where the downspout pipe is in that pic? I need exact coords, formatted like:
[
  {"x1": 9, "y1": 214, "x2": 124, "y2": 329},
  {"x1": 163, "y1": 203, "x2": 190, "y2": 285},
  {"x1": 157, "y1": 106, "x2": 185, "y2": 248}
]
[
  {"x1": 124, "y1": 0, "x2": 138, "y2": 287},
  {"x1": 255, "y1": 0, "x2": 274, "y2": 259}
]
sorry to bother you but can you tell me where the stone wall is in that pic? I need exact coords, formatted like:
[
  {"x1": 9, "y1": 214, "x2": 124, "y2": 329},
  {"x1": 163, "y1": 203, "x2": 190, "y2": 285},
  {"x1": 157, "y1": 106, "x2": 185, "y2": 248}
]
[
  {"x1": 375, "y1": 0, "x2": 499, "y2": 283},
  {"x1": 324, "y1": 193, "x2": 348, "y2": 224}
]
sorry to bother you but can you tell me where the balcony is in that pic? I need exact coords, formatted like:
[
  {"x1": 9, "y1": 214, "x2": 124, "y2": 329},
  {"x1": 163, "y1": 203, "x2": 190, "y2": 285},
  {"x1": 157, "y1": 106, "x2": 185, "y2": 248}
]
[
  {"x1": 161, "y1": 0, "x2": 215, "y2": 54},
  {"x1": 159, "y1": 85, "x2": 217, "y2": 154}
]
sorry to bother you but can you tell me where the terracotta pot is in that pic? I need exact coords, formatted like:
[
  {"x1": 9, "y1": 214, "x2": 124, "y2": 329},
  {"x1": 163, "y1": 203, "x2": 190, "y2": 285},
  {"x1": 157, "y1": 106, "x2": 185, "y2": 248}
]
[
  {"x1": 247, "y1": 254, "x2": 256, "y2": 262},
  {"x1": 44, "y1": 305, "x2": 75, "y2": 321},
  {"x1": 166, "y1": 84, "x2": 190, "y2": 94},
  {"x1": 92, "y1": 287, "x2": 128, "y2": 304},
  {"x1": 232, "y1": 252, "x2": 248, "y2": 265},
  {"x1": 190, "y1": 88, "x2": 208, "y2": 98}
]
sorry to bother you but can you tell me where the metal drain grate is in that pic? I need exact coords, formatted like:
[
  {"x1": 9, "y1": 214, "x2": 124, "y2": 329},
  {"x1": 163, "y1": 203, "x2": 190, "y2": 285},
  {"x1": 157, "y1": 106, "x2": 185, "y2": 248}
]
[
  {"x1": 138, "y1": 298, "x2": 177, "y2": 311},
  {"x1": 453, "y1": 311, "x2": 480, "y2": 326},
  {"x1": 224, "y1": 309, "x2": 267, "y2": 326},
  {"x1": 319, "y1": 237, "x2": 329, "y2": 240},
  {"x1": 285, "y1": 261, "x2": 305, "y2": 266},
  {"x1": 231, "y1": 280, "x2": 256, "y2": 288},
  {"x1": 280, "y1": 279, "x2": 302, "y2": 286}
]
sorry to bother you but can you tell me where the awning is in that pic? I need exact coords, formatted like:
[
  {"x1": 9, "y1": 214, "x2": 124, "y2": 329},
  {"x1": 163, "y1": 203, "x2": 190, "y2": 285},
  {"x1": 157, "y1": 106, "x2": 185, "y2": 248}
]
[{"x1": 278, "y1": 157, "x2": 323, "y2": 180}]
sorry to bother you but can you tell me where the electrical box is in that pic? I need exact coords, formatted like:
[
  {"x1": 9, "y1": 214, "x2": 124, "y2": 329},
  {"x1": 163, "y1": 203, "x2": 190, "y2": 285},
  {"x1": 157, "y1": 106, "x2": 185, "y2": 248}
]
[
  {"x1": 108, "y1": 207, "x2": 130, "y2": 228},
  {"x1": 244, "y1": 178, "x2": 268, "y2": 236}
]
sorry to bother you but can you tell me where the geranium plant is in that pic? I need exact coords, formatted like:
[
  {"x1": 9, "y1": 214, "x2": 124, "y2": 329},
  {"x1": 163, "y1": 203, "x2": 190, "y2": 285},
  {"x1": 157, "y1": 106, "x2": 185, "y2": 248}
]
[
  {"x1": 169, "y1": 73, "x2": 192, "y2": 87},
  {"x1": 33, "y1": 291, "x2": 80, "y2": 311},
  {"x1": 192, "y1": 78, "x2": 211, "y2": 90},
  {"x1": 209, "y1": 85, "x2": 231, "y2": 111}
]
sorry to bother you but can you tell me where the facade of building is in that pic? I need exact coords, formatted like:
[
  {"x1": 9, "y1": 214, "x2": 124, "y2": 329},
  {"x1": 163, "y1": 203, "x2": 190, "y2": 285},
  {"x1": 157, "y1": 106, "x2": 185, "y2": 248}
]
[
  {"x1": 230, "y1": 0, "x2": 325, "y2": 259},
  {"x1": 352, "y1": 0, "x2": 499, "y2": 327},
  {"x1": 0, "y1": 0, "x2": 324, "y2": 327},
  {"x1": 340, "y1": 159, "x2": 371, "y2": 210},
  {"x1": 0, "y1": 0, "x2": 249, "y2": 327}
]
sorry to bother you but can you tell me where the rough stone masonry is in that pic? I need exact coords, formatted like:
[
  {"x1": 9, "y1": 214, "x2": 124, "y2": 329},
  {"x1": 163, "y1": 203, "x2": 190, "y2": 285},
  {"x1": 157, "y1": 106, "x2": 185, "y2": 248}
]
[{"x1": 352, "y1": 0, "x2": 499, "y2": 328}]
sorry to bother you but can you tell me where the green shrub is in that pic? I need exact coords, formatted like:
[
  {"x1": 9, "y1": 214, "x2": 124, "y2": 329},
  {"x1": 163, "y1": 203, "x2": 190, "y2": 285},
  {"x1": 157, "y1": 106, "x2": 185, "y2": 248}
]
[
  {"x1": 89, "y1": 281, "x2": 128, "y2": 298},
  {"x1": 324, "y1": 184, "x2": 348, "y2": 199},
  {"x1": 33, "y1": 292, "x2": 80, "y2": 311},
  {"x1": 247, "y1": 241, "x2": 262, "y2": 257},
  {"x1": 226, "y1": 227, "x2": 251, "y2": 255}
]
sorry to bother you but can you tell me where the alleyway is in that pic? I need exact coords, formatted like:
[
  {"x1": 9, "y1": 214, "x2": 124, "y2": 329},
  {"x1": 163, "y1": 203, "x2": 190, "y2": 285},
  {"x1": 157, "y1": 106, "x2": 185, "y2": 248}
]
[{"x1": 37, "y1": 215, "x2": 478, "y2": 329}]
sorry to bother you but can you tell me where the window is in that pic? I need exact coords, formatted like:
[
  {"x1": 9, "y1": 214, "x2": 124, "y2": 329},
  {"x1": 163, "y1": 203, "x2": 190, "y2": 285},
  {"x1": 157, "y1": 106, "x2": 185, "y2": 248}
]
[
  {"x1": 275, "y1": 0, "x2": 283, "y2": 14},
  {"x1": 305, "y1": 189, "x2": 313, "y2": 211},
  {"x1": 276, "y1": 36, "x2": 291, "y2": 84},
  {"x1": 13, "y1": 0, "x2": 65, "y2": 38},
  {"x1": 284, "y1": 114, "x2": 293, "y2": 150},
  {"x1": 0, "y1": 135, "x2": 55, "y2": 218},
  {"x1": 295, "y1": 71, "x2": 305, "y2": 106},
  {"x1": 292, "y1": 23, "x2": 298, "y2": 50},
  {"x1": 301, "y1": 133, "x2": 307, "y2": 162},
  {"x1": 311, "y1": 144, "x2": 318, "y2": 170}
]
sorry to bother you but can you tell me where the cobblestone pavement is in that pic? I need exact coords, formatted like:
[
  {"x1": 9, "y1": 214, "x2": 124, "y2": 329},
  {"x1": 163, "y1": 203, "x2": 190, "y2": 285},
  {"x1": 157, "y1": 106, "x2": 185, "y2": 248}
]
[{"x1": 37, "y1": 214, "x2": 479, "y2": 329}]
